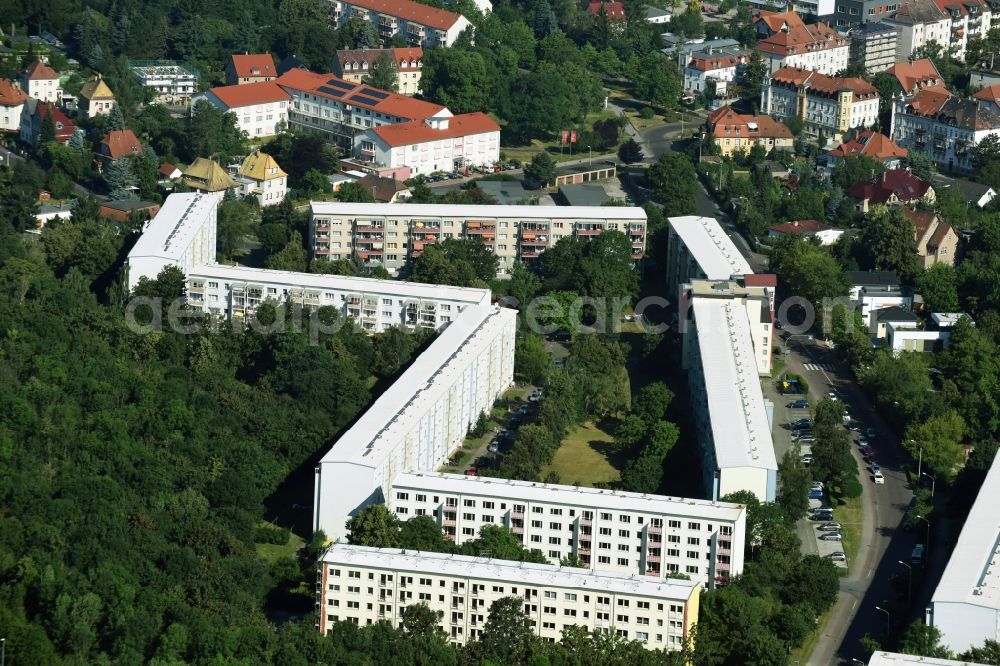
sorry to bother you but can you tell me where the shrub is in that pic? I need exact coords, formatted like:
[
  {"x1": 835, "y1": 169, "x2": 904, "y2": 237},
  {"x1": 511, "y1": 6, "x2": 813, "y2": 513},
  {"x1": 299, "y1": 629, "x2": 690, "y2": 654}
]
[
  {"x1": 254, "y1": 525, "x2": 290, "y2": 545},
  {"x1": 841, "y1": 477, "x2": 863, "y2": 499},
  {"x1": 639, "y1": 107, "x2": 655, "y2": 119}
]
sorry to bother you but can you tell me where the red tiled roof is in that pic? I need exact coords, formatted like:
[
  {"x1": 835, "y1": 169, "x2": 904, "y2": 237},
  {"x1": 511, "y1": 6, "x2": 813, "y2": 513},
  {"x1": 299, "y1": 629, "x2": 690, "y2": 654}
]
[
  {"x1": 371, "y1": 112, "x2": 500, "y2": 147},
  {"x1": 901, "y1": 207, "x2": 938, "y2": 241},
  {"x1": 757, "y1": 14, "x2": 845, "y2": 57},
  {"x1": 708, "y1": 107, "x2": 793, "y2": 139},
  {"x1": 928, "y1": 220, "x2": 955, "y2": 250},
  {"x1": 0, "y1": 79, "x2": 28, "y2": 106},
  {"x1": 826, "y1": 130, "x2": 908, "y2": 162},
  {"x1": 336, "y1": 47, "x2": 424, "y2": 72},
  {"x1": 743, "y1": 273, "x2": 778, "y2": 287},
  {"x1": 24, "y1": 59, "x2": 59, "y2": 80},
  {"x1": 768, "y1": 219, "x2": 836, "y2": 234},
  {"x1": 158, "y1": 163, "x2": 180, "y2": 177},
  {"x1": 770, "y1": 67, "x2": 878, "y2": 99},
  {"x1": 32, "y1": 102, "x2": 75, "y2": 142},
  {"x1": 688, "y1": 55, "x2": 738, "y2": 71},
  {"x1": 588, "y1": 1, "x2": 626, "y2": 18},
  {"x1": 757, "y1": 9, "x2": 806, "y2": 33},
  {"x1": 101, "y1": 129, "x2": 143, "y2": 159},
  {"x1": 887, "y1": 58, "x2": 945, "y2": 94},
  {"x1": 205, "y1": 80, "x2": 291, "y2": 108},
  {"x1": 906, "y1": 86, "x2": 954, "y2": 115},
  {"x1": 846, "y1": 169, "x2": 931, "y2": 203},
  {"x1": 341, "y1": 0, "x2": 463, "y2": 31},
  {"x1": 974, "y1": 84, "x2": 1000, "y2": 103},
  {"x1": 230, "y1": 54, "x2": 276, "y2": 79},
  {"x1": 277, "y1": 68, "x2": 445, "y2": 120}
]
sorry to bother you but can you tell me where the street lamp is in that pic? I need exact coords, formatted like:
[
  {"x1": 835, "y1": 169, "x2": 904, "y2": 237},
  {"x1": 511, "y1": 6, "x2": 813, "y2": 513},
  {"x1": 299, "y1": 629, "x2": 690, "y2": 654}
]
[
  {"x1": 916, "y1": 515, "x2": 932, "y2": 559},
  {"x1": 783, "y1": 334, "x2": 814, "y2": 360},
  {"x1": 922, "y1": 471, "x2": 936, "y2": 500},
  {"x1": 875, "y1": 605, "x2": 891, "y2": 636},
  {"x1": 587, "y1": 145, "x2": 592, "y2": 166},
  {"x1": 898, "y1": 560, "x2": 913, "y2": 606}
]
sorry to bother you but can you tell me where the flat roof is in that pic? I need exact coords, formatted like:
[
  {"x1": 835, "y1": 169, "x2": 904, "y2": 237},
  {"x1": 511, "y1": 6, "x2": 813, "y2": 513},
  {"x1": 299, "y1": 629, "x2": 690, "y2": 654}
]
[
  {"x1": 692, "y1": 298, "x2": 777, "y2": 471},
  {"x1": 394, "y1": 472, "x2": 746, "y2": 521},
  {"x1": 931, "y1": 312, "x2": 971, "y2": 327},
  {"x1": 188, "y1": 264, "x2": 490, "y2": 304},
  {"x1": 869, "y1": 652, "x2": 992, "y2": 666},
  {"x1": 319, "y1": 304, "x2": 515, "y2": 469},
  {"x1": 323, "y1": 544, "x2": 700, "y2": 599},
  {"x1": 127, "y1": 193, "x2": 215, "y2": 262},
  {"x1": 668, "y1": 216, "x2": 752, "y2": 279},
  {"x1": 932, "y1": 449, "x2": 1000, "y2": 611},
  {"x1": 310, "y1": 201, "x2": 647, "y2": 221},
  {"x1": 559, "y1": 183, "x2": 610, "y2": 207}
]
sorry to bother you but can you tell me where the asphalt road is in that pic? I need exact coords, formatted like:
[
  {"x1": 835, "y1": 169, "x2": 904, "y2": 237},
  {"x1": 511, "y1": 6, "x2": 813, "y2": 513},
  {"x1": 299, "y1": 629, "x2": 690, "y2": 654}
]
[{"x1": 776, "y1": 338, "x2": 914, "y2": 665}]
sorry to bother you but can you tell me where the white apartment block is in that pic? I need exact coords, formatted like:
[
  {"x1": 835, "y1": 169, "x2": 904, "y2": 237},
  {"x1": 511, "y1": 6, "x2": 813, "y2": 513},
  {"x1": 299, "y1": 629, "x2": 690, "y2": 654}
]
[
  {"x1": 891, "y1": 89, "x2": 1000, "y2": 172},
  {"x1": 762, "y1": 68, "x2": 880, "y2": 143},
  {"x1": 126, "y1": 193, "x2": 493, "y2": 332},
  {"x1": 680, "y1": 277, "x2": 774, "y2": 376},
  {"x1": 390, "y1": 472, "x2": 747, "y2": 589},
  {"x1": 309, "y1": 202, "x2": 648, "y2": 277},
  {"x1": 126, "y1": 193, "x2": 217, "y2": 291},
  {"x1": 356, "y1": 112, "x2": 500, "y2": 177},
  {"x1": 686, "y1": 298, "x2": 778, "y2": 502},
  {"x1": 928, "y1": 449, "x2": 1000, "y2": 654},
  {"x1": 313, "y1": 303, "x2": 516, "y2": 541},
  {"x1": 185, "y1": 265, "x2": 490, "y2": 329},
  {"x1": 885, "y1": 0, "x2": 991, "y2": 61},
  {"x1": 192, "y1": 81, "x2": 291, "y2": 138},
  {"x1": 327, "y1": 0, "x2": 473, "y2": 48},
  {"x1": 317, "y1": 544, "x2": 701, "y2": 650},
  {"x1": 129, "y1": 61, "x2": 199, "y2": 104},
  {"x1": 849, "y1": 23, "x2": 899, "y2": 73},
  {"x1": 664, "y1": 215, "x2": 752, "y2": 300},
  {"x1": 277, "y1": 68, "x2": 449, "y2": 151},
  {"x1": 869, "y1": 654, "x2": 994, "y2": 666}
]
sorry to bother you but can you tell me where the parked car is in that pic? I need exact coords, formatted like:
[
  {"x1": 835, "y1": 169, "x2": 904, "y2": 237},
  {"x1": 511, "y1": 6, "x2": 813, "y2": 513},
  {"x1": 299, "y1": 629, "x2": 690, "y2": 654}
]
[
  {"x1": 870, "y1": 463, "x2": 881, "y2": 474},
  {"x1": 873, "y1": 471, "x2": 885, "y2": 484},
  {"x1": 911, "y1": 543, "x2": 925, "y2": 565},
  {"x1": 791, "y1": 418, "x2": 812, "y2": 428},
  {"x1": 487, "y1": 441, "x2": 500, "y2": 453},
  {"x1": 858, "y1": 435, "x2": 869, "y2": 446},
  {"x1": 866, "y1": 428, "x2": 878, "y2": 439},
  {"x1": 811, "y1": 481, "x2": 824, "y2": 490},
  {"x1": 827, "y1": 552, "x2": 847, "y2": 561},
  {"x1": 517, "y1": 404, "x2": 529, "y2": 416},
  {"x1": 827, "y1": 391, "x2": 839, "y2": 401},
  {"x1": 847, "y1": 420, "x2": 862, "y2": 431},
  {"x1": 808, "y1": 489, "x2": 823, "y2": 500},
  {"x1": 447, "y1": 172, "x2": 462, "y2": 179},
  {"x1": 465, "y1": 467, "x2": 478, "y2": 476},
  {"x1": 789, "y1": 399, "x2": 809, "y2": 409},
  {"x1": 818, "y1": 522, "x2": 842, "y2": 531},
  {"x1": 797, "y1": 435, "x2": 816, "y2": 444},
  {"x1": 819, "y1": 532, "x2": 843, "y2": 541},
  {"x1": 801, "y1": 453, "x2": 814, "y2": 465},
  {"x1": 902, "y1": 519, "x2": 913, "y2": 532},
  {"x1": 812, "y1": 512, "x2": 834, "y2": 522}
]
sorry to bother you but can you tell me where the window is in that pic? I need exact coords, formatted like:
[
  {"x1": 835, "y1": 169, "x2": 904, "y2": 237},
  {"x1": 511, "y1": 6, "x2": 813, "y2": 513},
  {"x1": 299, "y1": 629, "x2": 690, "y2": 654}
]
[
  {"x1": 544, "y1": 591, "x2": 557, "y2": 599},
  {"x1": 396, "y1": 492, "x2": 409, "y2": 501},
  {"x1": 618, "y1": 529, "x2": 629, "y2": 538}
]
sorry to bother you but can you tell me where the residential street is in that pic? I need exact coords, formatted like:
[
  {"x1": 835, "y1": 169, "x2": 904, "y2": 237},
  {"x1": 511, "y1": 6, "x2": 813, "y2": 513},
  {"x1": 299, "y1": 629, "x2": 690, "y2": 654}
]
[{"x1": 774, "y1": 338, "x2": 913, "y2": 665}]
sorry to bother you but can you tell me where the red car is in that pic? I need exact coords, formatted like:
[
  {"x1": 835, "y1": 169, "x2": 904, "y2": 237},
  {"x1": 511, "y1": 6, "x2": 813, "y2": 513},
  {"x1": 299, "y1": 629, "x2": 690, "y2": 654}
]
[{"x1": 465, "y1": 468, "x2": 478, "y2": 477}]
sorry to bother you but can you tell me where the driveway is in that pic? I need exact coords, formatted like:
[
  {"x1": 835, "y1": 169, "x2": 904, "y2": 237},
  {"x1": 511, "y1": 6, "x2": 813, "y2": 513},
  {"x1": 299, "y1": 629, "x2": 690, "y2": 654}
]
[{"x1": 777, "y1": 338, "x2": 912, "y2": 664}]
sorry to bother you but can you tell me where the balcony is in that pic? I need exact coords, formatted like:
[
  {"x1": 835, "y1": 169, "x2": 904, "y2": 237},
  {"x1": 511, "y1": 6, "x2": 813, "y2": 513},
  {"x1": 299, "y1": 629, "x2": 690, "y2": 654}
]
[
  {"x1": 520, "y1": 237, "x2": 549, "y2": 246},
  {"x1": 648, "y1": 524, "x2": 662, "y2": 535},
  {"x1": 356, "y1": 224, "x2": 385, "y2": 233},
  {"x1": 521, "y1": 250, "x2": 542, "y2": 259},
  {"x1": 575, "y1": 227, "x2": 603, "y2": 236}
]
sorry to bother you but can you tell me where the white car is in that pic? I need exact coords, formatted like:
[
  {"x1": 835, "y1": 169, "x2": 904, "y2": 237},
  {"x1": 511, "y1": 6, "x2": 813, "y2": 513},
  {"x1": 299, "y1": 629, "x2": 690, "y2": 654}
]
[
  {"x1": 873, "y1": 471, "x2": 885, "y2": 484},
  {"x1": 827, "y1": 391, "x2": 839, "y2": 401}
]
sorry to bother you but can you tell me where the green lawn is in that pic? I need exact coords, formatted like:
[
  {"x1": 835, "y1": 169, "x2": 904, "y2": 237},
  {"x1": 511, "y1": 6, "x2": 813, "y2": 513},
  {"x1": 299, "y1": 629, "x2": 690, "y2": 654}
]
[
  {"x1": 256, "y1": 528, "x2": 305, "y2": 564},
  {"x1": 540, "y1": 420, "x2": 626, "y2": 486},
  {"x1": 835, "y1": 495, "x2": 863, "y2": 569},
  {"x1": 789, "y1": 606, "x2": 832, "y2": 664},
  {"x1": 501, "y1": 110, "x2": 623, "y2": 165}
]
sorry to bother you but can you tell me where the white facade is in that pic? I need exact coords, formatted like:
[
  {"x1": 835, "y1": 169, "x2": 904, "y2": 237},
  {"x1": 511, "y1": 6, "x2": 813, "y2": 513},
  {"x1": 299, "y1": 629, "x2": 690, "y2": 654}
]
[
  {"x1": 25, "y1": 75, "x2": 59, "y2": 103},
  {"x1": 869, "y1": 653, "x2": 994, "y2": 666},
  {"x1": 192, "y1": 86, "x2": 290, "y2": 138},
  {"x1": 357, "y1": 115, "x2": 500, "y2": 177},
  {"x1": 317, "y1": 544, "x2": 700, "y2": 649},
  {"x1": 686, "y1": 298, "x2": 778, "y2": 502},
  {"x1": 683, "y1": 60, "x2": 737, "y2": 95},
  {"x1": 891, "y1": 94, "x2": 1000, "y2": 172},
  {"x1": 125, "y1": 193, "x2": 218, "y2": 291},
  {"x1": 886, "y1": 324, "x2": 951, "y2": 354},
  {"x1": 129, "y1": 62, "x2": 199, "y2": 104},
  {"x1": 186, "y1": 265, "x2": 489, "y2": 329},
  {"x1": 761, "y1": 70, "x2": 880, "y2": 142},
  {"x1": 313, "y1": 303, "x2": 517, "y2": 541},
  {"x1": 680, "y1": 278, "x2": 774, "y2": 376},
  {"x1": 767, "y1": 46, "x2": 849, "y2": 75},
  {"x1": 929, "y1": 449, "x2": 1000, "y2": 654},
  {"x1": 390, "y1": 472, "x2": 747, "y2": 588},
  {"x1": 885, "y1": 17, "x2": 950, "y2": 61},
  {"x1": 309, "y1": 202, "x2": 647, "y2": 277}
]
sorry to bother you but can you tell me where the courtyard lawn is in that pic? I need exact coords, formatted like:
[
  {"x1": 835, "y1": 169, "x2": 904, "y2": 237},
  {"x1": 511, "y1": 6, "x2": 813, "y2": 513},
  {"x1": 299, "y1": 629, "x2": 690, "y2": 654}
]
[
  {"x1": 256, "y1": 527, "x2": 305, "y2": 564},
  {"x1": 540, "y1": 420, "x2": 626, "y2": 487}
]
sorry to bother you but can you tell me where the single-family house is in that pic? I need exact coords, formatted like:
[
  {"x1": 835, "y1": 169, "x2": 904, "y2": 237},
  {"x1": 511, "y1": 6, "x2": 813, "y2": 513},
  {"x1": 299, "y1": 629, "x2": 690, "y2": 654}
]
[
  {"x1": 846, "y1": 169, "x2": 935, "y2": 212},
  {"x1": 226, "y1": 54, "x2": 277, "y2": 85},
  {"x1": 234, "y1": 150, "x2": 288, "y2": 207},
  {"x1": 767, "y1": 219, "x2": 845, "y2": 245},
  {"x1": 357, "y1": 173, "x2": 411, "y2": 202},
  {"x1": 20, "y1": 100, "x2": 76, "y2": 147},
  {"x1": 0, "y1": 78, "x2": 28, "y2": 133},
  {"x1": 901, "y1": 207, "x2": 958, "y2": 267},
  {"x1": 96, "y1": 129, "x2": 144, "y2": 172},
  {"x1": 847, "y1": 270, "x2": 913, "y2": 327},
  {"x1": 78, "y1": 75, "x2": 116, "y2": 119},
  {"x1": 20, "y1": 58, "x2": 60, "y2": 103},
  {"x1": 824, "y1": 129, "x2": 909, "y2": 170},
  {"x1": 180, "y1": 157, "x2": 237, "y2": 200}
]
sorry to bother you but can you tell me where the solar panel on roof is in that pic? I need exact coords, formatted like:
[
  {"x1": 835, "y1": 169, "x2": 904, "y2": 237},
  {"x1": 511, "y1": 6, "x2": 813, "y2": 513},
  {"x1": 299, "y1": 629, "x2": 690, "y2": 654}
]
[
  {"x1": 352, "y1": 95, "x2": 380, "y2": 106},
  {"x1": 324, "y1": 79, "x2": 354, "y2": 90},
  {"x1": 360, "y1": 88, "x2": 389, "y2": 100},
  {"x1": 318, "y1": 86, "x2": 346, "y2": 97}
]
